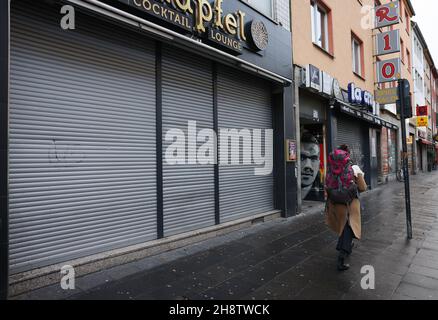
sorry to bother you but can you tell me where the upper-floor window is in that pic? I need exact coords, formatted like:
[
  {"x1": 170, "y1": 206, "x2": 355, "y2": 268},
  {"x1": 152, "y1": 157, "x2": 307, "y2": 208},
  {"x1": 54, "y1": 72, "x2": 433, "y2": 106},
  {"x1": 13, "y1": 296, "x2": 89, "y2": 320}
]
[
  {"x1": 311, "y1": 0, "x2": 330, "y2": 52},
  {"x1": 352, "y1": 34, "x2": 363, "y2": 77},
  {"x1": 405, "y1": 10, "x2": 410, "y2": 34},
  {"x1": 401, "y1": 39, "x2": 405, "y2": 64},
  {"x1": 244, "y1": 0, "x2": 274, "y2": 18},
  {"x1": 415, "y1": 70, "x2": 423, "y2": 92}
]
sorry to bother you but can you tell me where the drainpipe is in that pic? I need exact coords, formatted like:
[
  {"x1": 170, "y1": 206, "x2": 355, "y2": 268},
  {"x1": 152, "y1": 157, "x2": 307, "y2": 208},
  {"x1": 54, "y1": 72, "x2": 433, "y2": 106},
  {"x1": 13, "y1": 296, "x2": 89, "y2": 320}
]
[{"x1": 294, "y1": 66, "x2": 302, "y2": 213}]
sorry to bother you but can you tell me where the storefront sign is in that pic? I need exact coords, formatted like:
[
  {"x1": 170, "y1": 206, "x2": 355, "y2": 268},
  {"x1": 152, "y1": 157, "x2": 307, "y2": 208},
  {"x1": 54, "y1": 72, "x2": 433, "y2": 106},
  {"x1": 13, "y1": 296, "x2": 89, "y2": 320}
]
[
  {"x1": 321, "y1": 72, "x2": 333, "y2": 96},
  {"x1": 348, "y1": 83, "x2": 374, "y2": 109},
  {"x1": 418, "y1": 129, "x2": 427, "y2": 139},
  {"x1": 340, "y1": 104, "x2": 369, "y2": 121},
  {"x1": 123, "y1": 0, "x2": 264, "y2": 54},
  {"x1": 417, "y1": 116, "x2": 428, "y2": 127},
  {"x1": 375, "y1": 87, "x2": 398, "y2": 104},
  {"x1": 374, "y1": 1, "x2": 400, "y2": 29},
  {"x1": 416, "y1": 105, "x2": 428, "y2": 116},
  {"x1": 376, "y1": 29, "x2": 400, "y2": 56},
  {"x1": 332, "y1": 79, "x2": 343, "y2": 100},
  {"x1": 249, "y1": 20, "x2": 269, "y2": 51},
  {"x1": 407, "y1": 136, "x2": 413, "y2": 144},
  {"x1": 376, "y1": 58, "x2": 401, "y2": 83},
  {"x1": 130, "y1": 0, "x2": 193, "y2": 31},
  {"x1": 339, "y1": 103, "x2": 397, "y2": 129},
  {"x1": 208, "y1": 27, "x2": 242, "y2": 52},
  {"x1": 306, "y1": 64, "x2": 321, "y2": 91}
]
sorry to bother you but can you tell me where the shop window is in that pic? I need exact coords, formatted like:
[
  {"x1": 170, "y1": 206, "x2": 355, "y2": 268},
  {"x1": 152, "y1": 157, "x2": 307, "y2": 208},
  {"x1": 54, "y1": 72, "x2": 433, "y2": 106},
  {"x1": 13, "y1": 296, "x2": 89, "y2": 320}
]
[
  {"x1": 352, "y1": 33, "x2": 364, "y2": 78},
  {"x1": 311, "y1": 0, "x2": 332, "y2": 54}
]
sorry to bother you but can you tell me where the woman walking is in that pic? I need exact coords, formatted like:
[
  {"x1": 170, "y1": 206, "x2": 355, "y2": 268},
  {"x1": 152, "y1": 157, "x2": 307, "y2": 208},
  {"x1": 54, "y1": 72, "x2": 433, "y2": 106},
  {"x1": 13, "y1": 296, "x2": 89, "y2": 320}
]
[{"x1": 325, "y1": 144, "x2": 367, "y2": 271}]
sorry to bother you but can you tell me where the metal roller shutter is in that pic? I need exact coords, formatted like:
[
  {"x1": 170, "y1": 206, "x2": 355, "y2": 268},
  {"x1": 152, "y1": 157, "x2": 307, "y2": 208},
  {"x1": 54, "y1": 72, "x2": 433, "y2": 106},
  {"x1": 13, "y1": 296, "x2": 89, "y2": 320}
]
[
  {"x1": 162, "y1": 46, "x2": 215, "y2": 236},
  {"x1": 217, "y1": 66, "x2": 274, "y2": 222},
  {"x1": 9, "y1": 1, "x2": 157, "y2": 273},
  {"x1": 336, "y1": 117, "x2": 365, "y2": 169}
]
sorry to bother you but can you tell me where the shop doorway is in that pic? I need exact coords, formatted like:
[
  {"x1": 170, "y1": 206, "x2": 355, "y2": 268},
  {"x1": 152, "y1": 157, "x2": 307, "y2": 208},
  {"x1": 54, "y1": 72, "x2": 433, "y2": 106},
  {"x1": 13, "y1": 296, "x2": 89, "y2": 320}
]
[
  {"x1": 376, "y1": 131, "x2": 383, "y2": 184},
  {"x1": 300, "y1": 123, "x2": 325, "y2": 201}
]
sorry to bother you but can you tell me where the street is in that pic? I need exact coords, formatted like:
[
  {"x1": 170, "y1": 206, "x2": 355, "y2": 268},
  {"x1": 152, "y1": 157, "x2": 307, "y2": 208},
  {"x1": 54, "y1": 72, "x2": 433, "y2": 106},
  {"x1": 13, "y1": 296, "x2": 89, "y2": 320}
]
[{"x1": 15, "y1": 170, "x2": 438, "y2": 300}]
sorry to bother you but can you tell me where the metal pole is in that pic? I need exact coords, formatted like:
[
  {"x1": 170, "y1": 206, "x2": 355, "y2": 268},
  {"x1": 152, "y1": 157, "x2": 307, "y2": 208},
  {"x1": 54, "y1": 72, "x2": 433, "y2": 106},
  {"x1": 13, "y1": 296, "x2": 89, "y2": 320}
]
[{"x1": 398, "y1": 79, "x2": 413, "y2": 240}]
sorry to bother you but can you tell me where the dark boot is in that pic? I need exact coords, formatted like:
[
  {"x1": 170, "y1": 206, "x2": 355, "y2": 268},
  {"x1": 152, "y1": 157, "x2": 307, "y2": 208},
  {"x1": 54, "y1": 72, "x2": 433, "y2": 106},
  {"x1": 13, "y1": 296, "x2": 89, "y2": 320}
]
[
  {"x1": 337, "y1": 251, "x2": 350, "y2": 271},
  {"x1": 347, "y1": 242, "x2": 355, "y2": 257}
]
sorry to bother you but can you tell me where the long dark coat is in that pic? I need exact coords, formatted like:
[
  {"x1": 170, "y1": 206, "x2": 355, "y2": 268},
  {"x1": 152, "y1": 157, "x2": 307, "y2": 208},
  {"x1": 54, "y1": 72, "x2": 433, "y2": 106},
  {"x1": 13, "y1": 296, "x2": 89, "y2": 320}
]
[{"x1": 325, "y1": 174, "x2": 367, "y2": 239}]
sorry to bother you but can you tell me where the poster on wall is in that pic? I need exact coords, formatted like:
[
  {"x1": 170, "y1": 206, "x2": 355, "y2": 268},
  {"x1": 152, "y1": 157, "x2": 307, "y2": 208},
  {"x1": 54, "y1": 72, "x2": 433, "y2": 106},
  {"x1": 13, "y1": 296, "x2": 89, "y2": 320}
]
[
  {"x1": 301, "y1": 126, "x2": 325, "y2": 202},
  {"x1": 286, "y1": 140, "x2": 297, "y2": 162}
]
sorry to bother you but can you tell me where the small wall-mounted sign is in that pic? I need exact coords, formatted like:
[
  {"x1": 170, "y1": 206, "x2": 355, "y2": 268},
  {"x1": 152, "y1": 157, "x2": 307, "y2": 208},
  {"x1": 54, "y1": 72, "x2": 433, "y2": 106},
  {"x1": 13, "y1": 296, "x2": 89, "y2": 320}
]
[
  {"x1": 376, "y1": 58, "x2": 401, "y2": 83},
  {"x1": 417, "y1": 129, "x2": 427, "y2": 139},
  {"x1": 306, "y1": 64, "x2": 321, "y2": 92},
  {"x1": 376, "y1": 29, "x2": 400, "y2": 56},
  {"x1": 374, "y1": 1, "x2": 400, "y2": 29},
  {"x1": 417, "y1": 116, "x2": 428, "y2": 127},
  {"x1": 286, "y1": 139, "x2": 297, "y2": 162},
  {"x1": 332, "y1": 79, "x2": 343, "y2": 100},
  {"x1": 321, "y1": 72, "x2": 333, "y2": 96},
  {"x1": 416, "y1": 105, "x2": 428, "y2": 117},
  {"x1": 249, "y1": 20, "x2": 269, "y2": 51},
  {"x1": 375, "y1": 87, "x2": 398, "y2": 104}
]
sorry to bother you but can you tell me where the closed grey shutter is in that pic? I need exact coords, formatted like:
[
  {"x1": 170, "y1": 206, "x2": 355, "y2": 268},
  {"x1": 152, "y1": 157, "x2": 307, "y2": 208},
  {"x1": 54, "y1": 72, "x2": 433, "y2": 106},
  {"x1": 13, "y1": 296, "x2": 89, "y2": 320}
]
[
  {"x1": 162, "y1": 46, "x2": 215, "y2": 236},
  {"x1": 217, "y1": 66, "x2": 274, "y2": 223},
  {"x1": 9, "y1": 1, "x2": 157, "y2": 273},
  {"x1": 336, "y1": 117, "x2": 364, "y2": 168}
]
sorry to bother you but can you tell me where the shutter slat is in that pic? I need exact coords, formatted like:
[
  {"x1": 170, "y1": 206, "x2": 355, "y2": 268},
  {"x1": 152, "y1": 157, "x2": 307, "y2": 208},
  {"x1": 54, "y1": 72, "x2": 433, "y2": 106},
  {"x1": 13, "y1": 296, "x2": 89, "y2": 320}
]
[
  {"x1": 9, "y1": 1, "x2": 157, "y2": 273},
  {"x1": 217, "y1": 66, "x2": 274, "y2": 222},
  {"x1": 162, "y1": 46, "x2": 215, "y2": 236}
]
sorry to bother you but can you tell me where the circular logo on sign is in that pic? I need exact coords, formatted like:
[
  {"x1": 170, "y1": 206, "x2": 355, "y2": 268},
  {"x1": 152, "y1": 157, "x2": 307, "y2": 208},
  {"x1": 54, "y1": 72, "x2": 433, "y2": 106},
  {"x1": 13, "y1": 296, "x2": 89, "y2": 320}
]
[{"x1": 250, "y1": 20, "x2": 269, "y2": 51}]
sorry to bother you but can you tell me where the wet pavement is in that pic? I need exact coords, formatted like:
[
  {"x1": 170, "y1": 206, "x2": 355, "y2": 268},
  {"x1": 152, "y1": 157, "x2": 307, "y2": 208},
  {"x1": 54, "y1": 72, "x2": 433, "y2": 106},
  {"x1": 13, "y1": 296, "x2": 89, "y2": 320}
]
[{"x1": 14, "y1": 170, "x2": 438, "y2": 300}]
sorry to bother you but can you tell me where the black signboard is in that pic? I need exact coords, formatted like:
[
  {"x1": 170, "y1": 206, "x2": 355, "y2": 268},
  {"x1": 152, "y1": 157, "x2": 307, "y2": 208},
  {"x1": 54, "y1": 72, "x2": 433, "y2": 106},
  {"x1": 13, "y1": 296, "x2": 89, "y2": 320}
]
[
  {"x1": 124, "y1": 0, "x2": 194, "y2": 31},
  {"x1": 117, "y1": 0, "x2": 255, "y2": 54},
  {"x1": 338, "y1": 102, "x2": 398, "y2": 130}
]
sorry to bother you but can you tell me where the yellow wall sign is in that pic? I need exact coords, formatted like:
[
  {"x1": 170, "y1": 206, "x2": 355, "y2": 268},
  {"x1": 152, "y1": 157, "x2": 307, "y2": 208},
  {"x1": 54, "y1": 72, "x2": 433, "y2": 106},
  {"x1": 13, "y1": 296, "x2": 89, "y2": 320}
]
[
  {"x1": 417, "y1": 116, "x2": 428, "y2": 127},
  {"x1": 407, "y1": 136, "x2": 413, "y2": 144}
]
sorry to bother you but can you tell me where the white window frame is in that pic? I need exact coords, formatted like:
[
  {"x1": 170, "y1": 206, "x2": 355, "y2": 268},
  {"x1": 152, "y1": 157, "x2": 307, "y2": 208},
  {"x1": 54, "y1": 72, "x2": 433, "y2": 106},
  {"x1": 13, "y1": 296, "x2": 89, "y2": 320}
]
[
  {"x1": 311, "y1": 1, "x2": 329, "y2": 51},
  {"x1": 352, "y1": 37, "x2": 362, "y2": 76},
  {"x1": 244, "y1": 0, "x2": 275, "y2": 19}
]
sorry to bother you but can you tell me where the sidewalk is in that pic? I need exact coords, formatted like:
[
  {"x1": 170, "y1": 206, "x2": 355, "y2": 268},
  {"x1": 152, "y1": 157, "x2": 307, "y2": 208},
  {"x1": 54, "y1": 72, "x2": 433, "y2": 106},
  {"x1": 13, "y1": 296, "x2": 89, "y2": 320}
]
[{"x1": 14, "y1": 171, "x2": 438, "y2": 300}]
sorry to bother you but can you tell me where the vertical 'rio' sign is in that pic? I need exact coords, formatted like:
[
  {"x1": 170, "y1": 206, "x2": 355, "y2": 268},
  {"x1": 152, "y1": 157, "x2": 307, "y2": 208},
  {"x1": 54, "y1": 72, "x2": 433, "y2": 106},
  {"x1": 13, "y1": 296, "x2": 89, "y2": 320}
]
[
  {"x1": 375, "y1": 1, "x2": 400, "y2": 29},
  {"x1": 374, "y1": 1, "x2": 401, "y2": 86}
]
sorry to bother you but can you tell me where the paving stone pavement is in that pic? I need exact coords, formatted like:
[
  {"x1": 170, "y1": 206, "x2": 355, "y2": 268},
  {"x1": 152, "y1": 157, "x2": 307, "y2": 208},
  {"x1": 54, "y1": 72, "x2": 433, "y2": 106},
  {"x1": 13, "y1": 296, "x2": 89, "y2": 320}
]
[{"x1": 13, "y1": 171, "x2": 438, "y2": 300}]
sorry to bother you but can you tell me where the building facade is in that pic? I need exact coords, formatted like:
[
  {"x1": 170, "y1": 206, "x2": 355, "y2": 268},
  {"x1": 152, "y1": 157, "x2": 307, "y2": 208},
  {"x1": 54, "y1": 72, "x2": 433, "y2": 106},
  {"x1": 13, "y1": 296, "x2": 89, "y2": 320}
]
[
  {"x1": 377, "y1": 0, "x2": 415, "y2": 179},
  {"x1": 411, "y1": 21, "x2": 437, "y2": 172},
  {"x1": 291, "y1": 0, "x2": 401, "y2": 208},
  {"x1": 0, "y1": 0, "x2": 296, "y2": 297}
]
